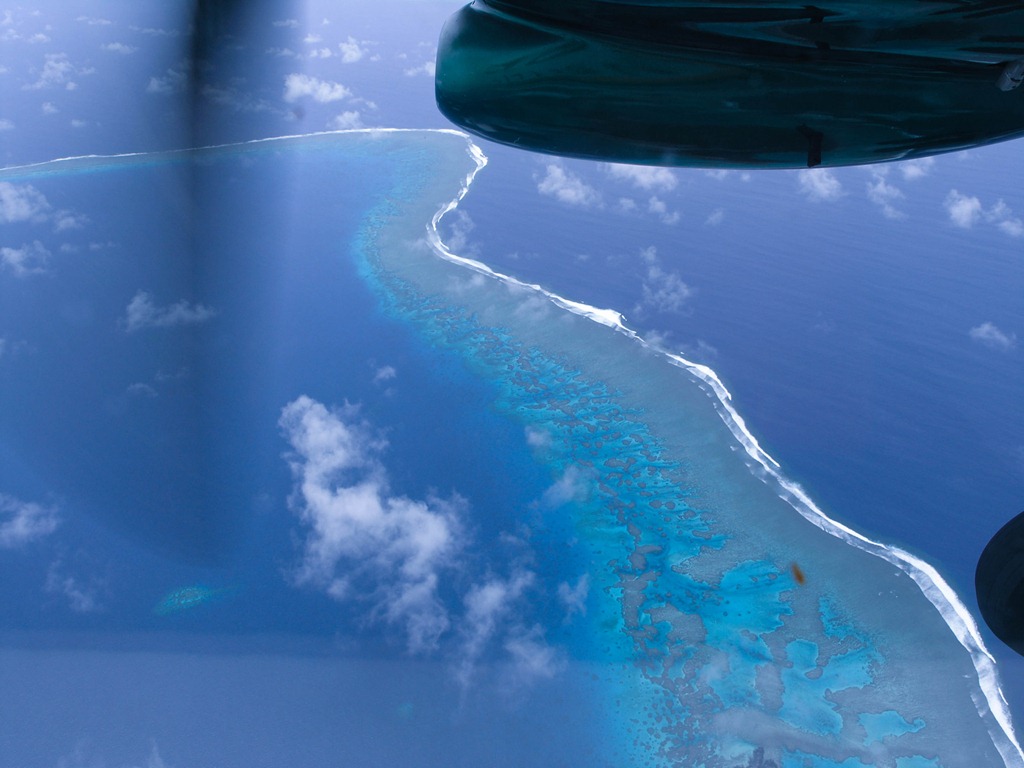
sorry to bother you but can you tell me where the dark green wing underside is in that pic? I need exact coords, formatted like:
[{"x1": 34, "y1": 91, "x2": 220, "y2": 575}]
[{"x1": 435, "y1": 0, "x2": 1024, "y2": 168}]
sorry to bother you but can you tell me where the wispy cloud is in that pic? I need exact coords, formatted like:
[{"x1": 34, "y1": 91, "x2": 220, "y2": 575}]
[
  {"x1": 797, "y1": 168, "x2": 843, "y2": 202},
  {"x1": 604, "y1": 163, "x2": 677, "y2": 192},
  {"x1": 124, "y1": 291, "x2": 216, "y2": 332},
  {"x1": 280, "y1": 396, "x2": 465, "y2": 654},
  {"x1": 536, "y1": 164, "x2": 600, "y2": 208},
  {"x1": 969, "y1": 322, "x2": 1017, "y2": 351},
  {"x1": 283, "y1": 73, "x2": 350, "y2": 103},
  {"x1": 0, "y1": 493, "x2": 58, "y2": 548}
]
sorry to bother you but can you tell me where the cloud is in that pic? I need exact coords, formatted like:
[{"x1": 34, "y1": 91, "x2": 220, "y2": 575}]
[
  {"x1": 898, "y1": 157, "x2": 935, "y2": 181},
  {"x1": 945, "y1": 190, "x2": 983, "y2": 228},
  {"x1": 329, "y1": 110, "x2": 363, "y2": 129},
  {"x1": 797, "y1": 168, "x2": 843, "y2": 202},
  {"x1": 42, "y1": 101, "x2": 58, "y2": 114},
  {"x1": 945, "y1": 191, "x2": 1023, "y2": 236},
  {"x1": 1, "y1": 241, "x2": 50, "y2": 276},
  {"x1": 124, "y1": 291, "x2": 216, "y2": 332},
  {"x1": 102, "y1": 42, "x2": 137, "y2": 54},
  {"x1": 639, "y1": 264, "x2": 693, "y2": 314},
  {"x1": 0, "y1": 181, "x2": 50, "y2": 223},
  {"x1": 201, "y1": 84, "x2": 273, "y2": 113},
  {"x1": 866, "y1": 172, "x2": 906, "y2": 220},
  {"x1": 23, "y1": 52, "x2": 78, "y2": 90},
  {"x1": 705, "y1": 208, "x2": 725, "y2": 226},
  {"x1": 0, "y1": 118, "x2": 13, "y2": 131},
  {"x1": 0, "y1": 493, "x2": 58, "y2": 548},
  {"x1": 404, "y1": 61, "x2": 436, "y2": 77},
  {"x1": 373, "y1": 365, "x2": 397, "y2": 385},
  {"x1": 604, "y1": 163, "x2": 678, "y2": 192},
  {"x1": 146, "y1": 64, "x2": 188, "y2": 94},
  {"x1": 280, "y1": 396, "x2": 464, "y2": 654},
  {"x1": 273, "y1": 19, "x2": 299, "y2": 28},
  {"x1": 536, "y1": 164, "x2": 600, "y2": 207},
  {"x1": 339, "y1": 36, "x2": 370, "y2": 63},
  {"x1": 540, "y1": 466, "x2": 589, "y2": 509},
  {"x1": 77, "y1": 16, "x2": 113, "y2": 25},
  {"x1": 557, "y1": 574, "x2": 589, "y2": 619},
  {"x1": 45, "y1": 560, "x2": 102, "y2": 612},
  {"x1": 456, "y1": 569, "x2": 535, "y2": 688},
  {"x1": 647, "y1": 196, "x2": 680, "y2": 225},
  {"x1": 283, "y1": 73, "x2": 350, "y2": 103},
  {"x1": 969, "y1": 322, "x2": 1017, "y2": 351}
]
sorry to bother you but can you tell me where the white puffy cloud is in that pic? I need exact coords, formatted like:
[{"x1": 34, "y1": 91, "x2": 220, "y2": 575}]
[
  {"x1": 0, "y1": 494, "x2": 58, "y2": 548},
  {"x1": 0, "y1": 182, "x2": 50, "y2": 223},
  {"x1": 1, "y1": 241, "x2": 50, "y2": 276},
  {"x1": 124, "y1": 290, "x2": 216, "y2": 332},
  {"x1": 536, "y1": 164, "x2": 600, "y2": 208},
  {"x1": 456, "y1": 569, "x2": 535, "y2": 688},
  {"x1": 604, "y1": 163, "x2": 678, "y2": 192},
  {"x1": 0, "y1": 119, "x2": 13, "y2": 131},
  {"x1": 969, "y1": 322, "x2": 1017, "y2": 351},
  {"x1": 540, "y1": 466, "x2": 589, "y2": 509},
  {"x1": 329, "y1": 110, "x2": 363, "y2": 130},
  {"x1": 945, "y1": 189, "x2": 982, "y2": 228},
  {"x1": 372, "y1": 365, "x2": 397, "y2": 385},
  {"x1": 866, "y1": 172, "x2": 906, "y2": 220},
  {"x1": 944, "y1": 191, "x2": 1023, "y2": 236},
  {"x1": 280, "y1": 396, "x2": 464, "y2": 654},
  {"x1": 647, "y1": 196, "x2": 680, "y2": 225},
  {"x1": 557, "y1": 574, "x2": 589, "y2": 620},
  {"x1": 705, "y1": 208, "x2": 725, "y2": 226},
  {"x1": 283, "y1": 73, "x2": 350, "y2": 103},
  {"x1": 797, "y1": 168, "x2": 843, "y2": 202},
  {"x1": 898, "y1": 157, "x2": 935, "y2": 181},
  {"x1": 339, "y1": 36, "x2": 370, "y2": 63},
  {"x1": 273, "y1": 19, "x2": 299, "y2": 28}
]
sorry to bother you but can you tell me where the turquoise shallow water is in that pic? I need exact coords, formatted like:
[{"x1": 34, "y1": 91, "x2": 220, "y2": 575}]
[
  {"x1": 0, "y1": 130, "x2": 1019, "y2": 767},
  {"x1": 346, "y1": 129, "x2": 1020, "y2": 766}
]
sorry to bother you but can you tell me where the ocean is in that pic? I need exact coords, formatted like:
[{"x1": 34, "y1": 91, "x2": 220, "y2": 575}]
[{"x1": 0, "y1": 129, "x2": 1021, "y2": 767}]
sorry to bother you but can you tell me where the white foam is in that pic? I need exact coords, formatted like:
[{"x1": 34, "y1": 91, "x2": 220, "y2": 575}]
[{"x1": 426, "y1": 133, "x2": 1024, "y2": 768}]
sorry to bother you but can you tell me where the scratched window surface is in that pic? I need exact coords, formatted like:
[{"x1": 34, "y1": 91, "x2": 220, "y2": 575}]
[{"x1": 1, "y1": 2, "x2": 1023, "y2": 767}]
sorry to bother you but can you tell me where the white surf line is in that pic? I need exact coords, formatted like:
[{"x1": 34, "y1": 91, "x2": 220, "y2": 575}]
[
  {"x1": 426, "y1": 135, "x2": 1024, "y2": 768},
  {"x1": 0, "y1": 127, "x2": 471, "y2": 177}
]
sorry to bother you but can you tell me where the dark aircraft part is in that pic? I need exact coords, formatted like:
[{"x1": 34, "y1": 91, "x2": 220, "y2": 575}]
[
  {"x1": 435, "y1": 0, "x2": 1024, "y2": 169},
  {"x1": 977, "y1": 510, "x2": 1024, "y2": 657}
]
